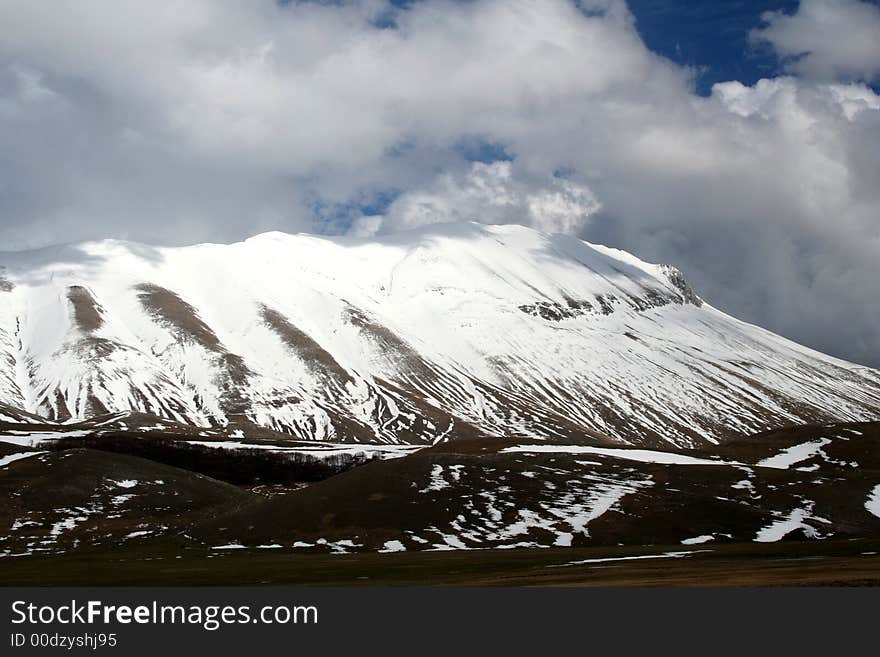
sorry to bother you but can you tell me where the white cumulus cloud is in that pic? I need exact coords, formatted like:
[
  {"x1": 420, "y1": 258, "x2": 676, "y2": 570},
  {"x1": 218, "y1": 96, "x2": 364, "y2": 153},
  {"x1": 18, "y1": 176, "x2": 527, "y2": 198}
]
[
  {"x1": 355, "y1": 161, "x2": 601, "y2": 236},
  {"x1": 751, "y1": 0, "x2": 880, "y2": 82}
]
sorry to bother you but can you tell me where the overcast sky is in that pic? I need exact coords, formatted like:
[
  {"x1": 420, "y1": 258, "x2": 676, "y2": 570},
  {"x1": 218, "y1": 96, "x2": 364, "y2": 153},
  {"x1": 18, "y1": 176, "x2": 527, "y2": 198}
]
[{"x1": 1, "y1": 0, "x2": 878, "y2": 366}]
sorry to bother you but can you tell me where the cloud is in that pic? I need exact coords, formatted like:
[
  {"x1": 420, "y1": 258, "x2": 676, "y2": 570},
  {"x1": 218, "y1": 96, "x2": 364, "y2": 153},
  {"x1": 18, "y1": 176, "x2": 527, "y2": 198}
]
[
  {"x1": 0, "y1": 0, "x2": 673, "y2": 247},
  {"x1": 0, "y1": 0, "x2": 878, "y2": 367},
  {"x1": 354, "y1": 161, "x2": 601, "y2": 236},
  {"x1": 590, "y1": 76, "x2": 880, "y2": 368},
  {"x1": 751, "y1": 0, "x2": 880, "y2": 82}
]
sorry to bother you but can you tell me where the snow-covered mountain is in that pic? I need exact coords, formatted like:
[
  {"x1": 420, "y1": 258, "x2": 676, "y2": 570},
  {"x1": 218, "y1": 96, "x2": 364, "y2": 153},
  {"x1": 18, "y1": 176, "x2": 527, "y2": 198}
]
[{"x1": 1, "y1": 222, "x2": 878, "y2": 448}]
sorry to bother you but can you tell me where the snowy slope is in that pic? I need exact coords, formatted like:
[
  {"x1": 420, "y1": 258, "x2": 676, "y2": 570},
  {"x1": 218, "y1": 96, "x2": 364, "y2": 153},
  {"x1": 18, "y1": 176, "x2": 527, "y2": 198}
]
[{"x1": 1, "y1": 222, "x2": 879, "y2": 447}]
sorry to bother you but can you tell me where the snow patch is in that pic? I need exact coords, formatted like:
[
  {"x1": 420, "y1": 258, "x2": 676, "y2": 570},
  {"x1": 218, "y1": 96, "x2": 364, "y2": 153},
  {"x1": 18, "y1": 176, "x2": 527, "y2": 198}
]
[
  {"x1": 420, "y1": 464, "x2": 450, "y2": 492},
  {"x1": 502, "y1": 445, "x2": 738, "y2": 467},
  {"x1": 866, "y1": 484, "x2": 880, "y2": 519},
  {"x1": 681, "y1": 535, "x2": 715, "y2": 545},
  {"x1": 379, "y1": 540, "x2": 407, "y2": 553},
  {"x1": 552, "y1": 550, "x2": 709, "y2": 568},
  {"x1": 757, "y1": 438, "x2": 831, "y2": 469},
  {"x1": 125, "y1": 530, "x2": 152, "y2": 539},
  {"x1": 0, "y1": 451, "x2": 45, "y2": 467},
  {"x1": 754, "y1": 505, "x2": 829, "y2": 543}
]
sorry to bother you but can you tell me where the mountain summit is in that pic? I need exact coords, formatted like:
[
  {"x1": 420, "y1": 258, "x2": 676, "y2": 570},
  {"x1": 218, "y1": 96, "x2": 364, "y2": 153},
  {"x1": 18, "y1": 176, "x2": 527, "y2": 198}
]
[{"x1": 1, "y1": 222, "x2": 878, "y2": 447}]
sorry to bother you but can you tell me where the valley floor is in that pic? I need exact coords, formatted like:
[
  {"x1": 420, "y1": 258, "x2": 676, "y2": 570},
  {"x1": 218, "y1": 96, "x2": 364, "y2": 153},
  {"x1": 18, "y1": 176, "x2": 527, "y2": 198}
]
[
  {"x1": 3, "y1": 539, "x2": 879, "y2": 587},
  {"x1": 3, "y1": 419, "x2": 879, "y2": 585}
]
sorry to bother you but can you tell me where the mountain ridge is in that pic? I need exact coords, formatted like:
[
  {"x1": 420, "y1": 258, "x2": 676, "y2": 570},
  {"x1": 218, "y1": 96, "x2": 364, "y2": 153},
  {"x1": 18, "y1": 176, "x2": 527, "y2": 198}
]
[{"x1": 1, "y1": 221, "x2": 879, "y2": 447}]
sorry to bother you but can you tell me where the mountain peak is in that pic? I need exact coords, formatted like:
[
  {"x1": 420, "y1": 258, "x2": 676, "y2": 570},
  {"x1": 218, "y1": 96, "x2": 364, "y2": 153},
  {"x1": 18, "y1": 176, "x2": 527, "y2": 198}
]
[{"x1": 0, "y1": 223, "x2": 878, "y2": 447}]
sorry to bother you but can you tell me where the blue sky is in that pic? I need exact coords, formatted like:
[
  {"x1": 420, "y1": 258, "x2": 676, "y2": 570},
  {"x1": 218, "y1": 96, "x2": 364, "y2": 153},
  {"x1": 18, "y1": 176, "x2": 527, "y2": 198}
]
[{"x1": 628, "y1": 1, "x2": 800, "y2": 94}]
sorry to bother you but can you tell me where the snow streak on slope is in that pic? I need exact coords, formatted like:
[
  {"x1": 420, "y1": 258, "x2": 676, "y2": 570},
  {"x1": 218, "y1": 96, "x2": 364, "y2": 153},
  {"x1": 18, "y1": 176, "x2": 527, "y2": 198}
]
[
  {"x1": 1, "y1": 223, "x2": 879, "y2": 447},
  {"x1": 0, "y1": 271, "x2": 24, "y2": 412}
]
